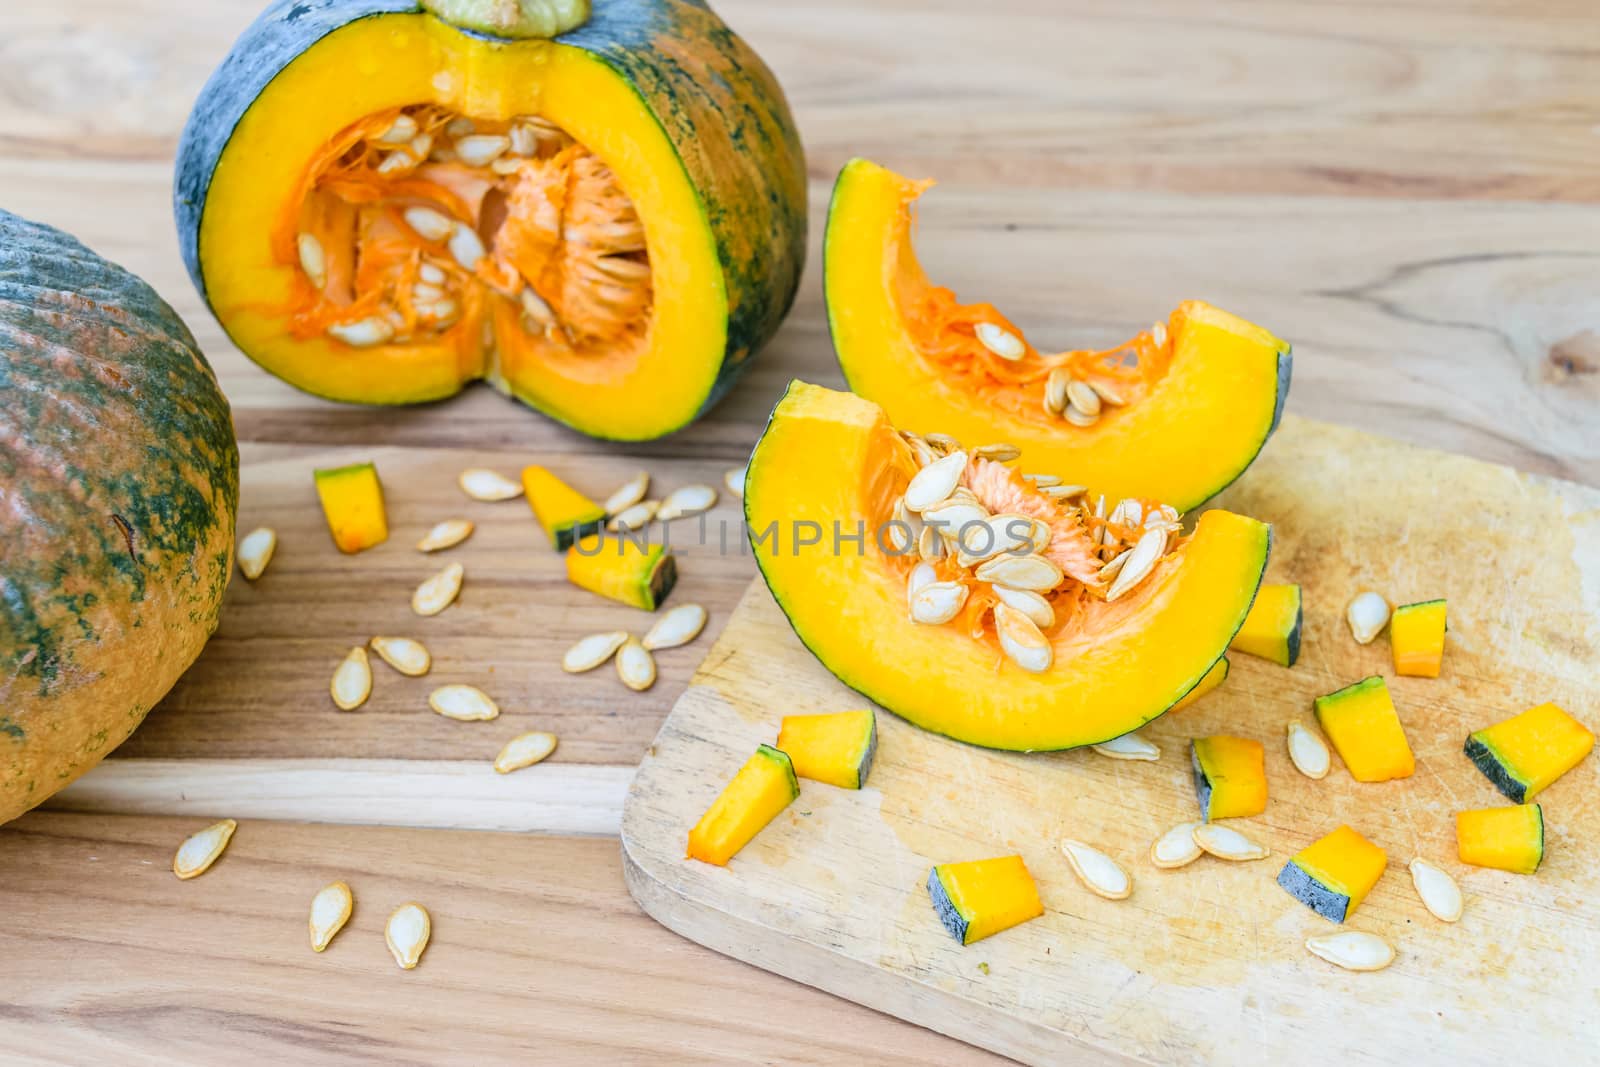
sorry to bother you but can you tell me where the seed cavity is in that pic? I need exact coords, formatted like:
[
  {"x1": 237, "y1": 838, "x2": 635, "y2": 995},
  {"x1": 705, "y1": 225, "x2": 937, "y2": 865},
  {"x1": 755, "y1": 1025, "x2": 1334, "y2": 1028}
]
[
  {"x1": 369, "y1": 636, "x2": 431, "y2": 677},
  {"x1": 994, "y1": 603, "x2": 1053, "y2": 672},
  {"x1": 494, "y1": 731, "x2": 559, "y2": 774},
  {"x1": 562, "y1": 631, "x2": 629, "y2": 673},
  {"x1": 1286, "y1": 721, "x2": 1331, "y2": 779},
  {"x1": 975, "y1": 322, "x2": 1025, "y2": 361},
  {"x1": 173, "y1": 818, "x2": 237, "y2": 880},
  {"x1": 331, "y1": 646, "x2": 373, "y2": 711},
  {"x1": 1192, "y1": 823, "x2": 1269, "y2": 861},
  {"x1": 1091, "y1": 731, "x2": 1160, "y2": 762},
  {"x1": 1060, "y1": 839, "x2": 1132, "y2": 900},
  {"x1": 458, "y1": 468, "x2": 523, "y2": 501},
  {"x1": 309, "y1": 881, "x2": 354, "y2": 952},
  {"x1": 412, "y1": 562, "x2": 464, "y2": 616},
  {"x1": 657, "y1": 485, "x2": 717, "y2": 522},
  {"x1": 417, "y1": 518, "x2": 474, "y2": 552},
  {"x1": 607, "y1": 500, "x2": 659, "y2": 531},
  {"x1": 1346, "y1": 591, "x2": 1391, "y2": 645},
  {"x1": 1305, "y1": 931, "x2": 1394, "y2": 972},
  {"x1": 428, "y1": 684, "x2": 499, "y2": 721},
  {"x1": 237, "y1": 527, "x2": 277, "y2": 581},
  {"x1": 603, "y1": 471, "x2": 650, "y2": 515},
  {"x1": 1150, "y1": 822, "x2": 1204, "y2": 869},
  {"x1": 616, "y1": 638, "x2": 657, "y2": 691},
  {"x1": 386, "y1": 903, "x2": 432, "y2": 970},
  {"x1": 1408, "y1": 858, "x2": 1463, "y2": 922},
  {"x1": 642, "y1": 604, "x2": 707, "y2": 651}
]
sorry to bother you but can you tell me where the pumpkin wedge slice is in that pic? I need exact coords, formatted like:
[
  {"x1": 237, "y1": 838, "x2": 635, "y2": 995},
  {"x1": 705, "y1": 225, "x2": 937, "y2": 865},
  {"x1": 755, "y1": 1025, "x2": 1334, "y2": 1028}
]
[
  {"x1": 745, "y1": 381, "x2": 1272, "y2": 751},
  {"x1": 824, "y1": 158, "x2": 1291, "y2": 511}
]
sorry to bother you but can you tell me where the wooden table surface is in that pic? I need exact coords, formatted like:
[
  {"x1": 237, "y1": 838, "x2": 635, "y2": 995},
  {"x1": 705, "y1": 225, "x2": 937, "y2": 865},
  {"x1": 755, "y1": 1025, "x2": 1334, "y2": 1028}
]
[{"x1": 3, "y1": 0, "x2": 1597, "y2": 1063}]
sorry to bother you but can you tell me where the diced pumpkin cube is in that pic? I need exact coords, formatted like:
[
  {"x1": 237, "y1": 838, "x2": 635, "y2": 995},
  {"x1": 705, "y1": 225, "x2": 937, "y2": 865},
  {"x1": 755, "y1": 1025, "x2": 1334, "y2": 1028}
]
[
  {"x1": 1172, "y1": 657, "x2": 1229, "y2": 712},
  {"x1": 1190, "y1": 735, "x2": 1267, "y2": 821},
  {"x1": 1456, "y1": 804, "x2": 1543, "y2": 875},
  {"x1": 926, "y1": 855, "x2": 1044, "y2": 945},
  {"x1": 686, "y1": 745, "x2": 799, "y2": 867},
  {"x1": 777, "y1": 710, "x2": 877, "y2": 790},
  {"x1": 1390, "y1": 598, "x2": 1447, "y2": 677},
  {"x1": 1466, "y1": 702, "x2": 1593, "y2": 803},
  {"x1": 566, "y1": 534, "x2": 676, "y2": 610},
  {"x1": 1313, "y1": 676, "x2": 1414, "y2": 783},
  {"x1": 522, "y1": 465, "x2": 606, "y2": 550},
  {"x1": 1276, "y1": 825, "x2": 1388, "y2": 923},
  {"x1": 1229, "y1": 584, "x2": 1301, "y2": 667},
  {"x1": 313, "y1": 461, "x2": 388, "y2": 553}
]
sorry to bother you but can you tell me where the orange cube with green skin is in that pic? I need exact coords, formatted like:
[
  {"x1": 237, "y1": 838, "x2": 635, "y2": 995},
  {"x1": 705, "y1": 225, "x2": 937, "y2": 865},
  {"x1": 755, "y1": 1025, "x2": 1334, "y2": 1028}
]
[
  {"x1": 686, "y1": 745, "x2": 799, "y2": 866},
  {"x1": 777, "y1": 710, "x2": 877, "y2": 789},
  {"x1": 1229, "y1": 584, "x2": 1301, "y2": 666},
  {"x1": 1457, "y1": 804, "x2": 1544, "y2": 874},
  {"x1": 522, "y1": 465, "x2": 607, "y2": 551},
  {"x1": 1191, "y1": 735, "x2": 1267, "y2": 820},
  {"x1": 1314, "y1": 676, "x2": 1414, "y2": 782},
  {"x1": 313, "y1": 462, "x2": 387, "y2": 553},
  {"x1": 927, "y1": 855, "x2": 1044, "y2": 945},
  {"x1": 1391, "y1": 599, "x2": 1447, "y2": 677},
  {"x1": 1465, "y1": 702, "x2": 1593, "y2": 803},
  {"x1": 1276, "y1": 825, "x2": 1388, "y2": 922}
]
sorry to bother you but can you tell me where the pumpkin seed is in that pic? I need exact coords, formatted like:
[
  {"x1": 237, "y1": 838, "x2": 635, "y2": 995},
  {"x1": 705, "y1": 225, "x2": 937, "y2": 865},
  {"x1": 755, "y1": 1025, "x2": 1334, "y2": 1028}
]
[
  {"x1": 1022, "y1": 473, "x2": 1061, "y2": 487},
  {"x1": 296, "y1": 232, "x2": 327, "y2": 290},
  {"x1": 458, "y1": 467, "x2": 523, "y2": 501},
  {"x1": 445, "y1": 115, "x2": 475, "y2": 137},
  {"x1": 946, "y1": 486, "x2": 981, "y2": 507},
  {"x1": 956, "y1": 513, "x2": 1034, "y2": 567},
  {"x1": 369, "y1": 636, "x2": 431, "y2": 677},
  {"x1": 1107, "y1": 498, "x2": 1143, "y2": 529},
  {"x1": 447, "y1": 221, "x2": 486, "y2": 270},
  {"x1": 1041, "y1": 483, "x2": 1087, "y2": 500},
  {"x1": 723, "y1": 465, "x2": 746, "y2": 499},
  {"x1": 1106, "y1": 528, "x2": 1167, "y2": 601},
  {"x1": 1346, "y1": 591, "x2": 1391, "y2": 645},
  {"x1": 991, "y1": 585, "x2": 1053, "y2": 629},
  {"x1": 1088, "y1": 379, "x2": 1129, "y2": 407},
  {"x1": 924, "y1": 432, "x2": 962, "y2": 454},
  {"x1": 1092, "y1": 494, "x2": 1108, "y2": 544},
  {"x1": 455, "y1": 133, "x2": 509, "y2": 166},
  {"x1": 1097, "y1": 550, "x2": 1130, "y2": 583},
  {"x1": 428, "y1": 684, "x2": 499, "y2": 721},
  {"x1": 1027, "y1": 518, "x2": 1052, "y2": 553},
  {"x1": 412, "y1": 562, "x2": 464, "y2": 616},
  {"x1": 374, "y1": 113, "x2": 418, "y2": 145},
  {"x1": 1063, "y1": 404, "x2": 1100, "y2": 428},
  {"x1": 562, "y1": 631, "x2": 629, "y2": 673},
  {"x1": 509, "y1": 122, "x2": 539, "y2": 156},
  {"x1": 923, "y1": 501, "x2": 989, "y2": 540},
  {"x1": 972, "y1": 443, "x2": 1021, "y2": 463},
  {"x1": 1192, "y1": 823, "x2": 1269, "y2": 861},
  {"x1": 237, "y1": 527, "x2": 277, "y2": 581},
  {"x1": 1060, "y1": 840, "x2": 1132, "y2": 900},
  {"x1": 386, "y1": 903, "x2": 432, "y2": 970},
  {"x1": 608, "y1": 500, "x2": 659, "y2": 532},
  {"x1": 905, "y1": 435, "x2": 940, "y2": 468},
  {"x1": 494, "y1": 731, "x2": 559, "y2": 774},
  {"x1": 1066, "y1": 380, "x2": 1102, "y2": 418},
  {"x1": 491, "y1": 156, "x2": 523, "y2": 175},
  {"x1": 1305, "y1": 931, "x2": 1394, "y2": 973},
  {"x1": 413, "y1": 282, "x2": 446, "y2": 303},
  {"x1": 909, "y1": 580, "x2": 968, "y2": 625},
  {"x1": 994, "y1": 603, "x2": 1053, "y2": 672},
  {"x1": 402, "y1": 205, "x2": 455, "y2": 242},
  {"x1": 616, "y1": 638, "x2": 657, "y2": 691},
  {"x1": 416, "y1": 518, "x2": 474, "y2": 552},
  {"x1": 1150, "y1": 822, "x2": 1204, "y2": 869},
  {"x1": 1286, "y1": 721, "x2": 1331, "y2": 779},
  {"x1": 1091, "y1": 731, "x2": 1160, "y2": 762},
  {"x1": 415, "y1": 297, "x2": 460, "y2": 326},
  {"x1": 657, "y1": 484, "x2": 717, "y2": 521},
  {"x1": 376, "y1": 148, "x2": 420, "y2": 176},
  {"x1": 327, "y1": 316, "x2": 395, "y2": 347},
  {"x1": 904, "y1": 450, "x2": 968, "y2": 512},
  {"x1": 521, "y1": 286, "x2": 555, "y2": 327},
  {"x1": 419, "y1": 262, "x2": 446, "y2": 285},
  {"x1": 1045, "y1": 368, "x2": 1070, "y2": 414},
  {"x1": 172, "y1": 818, "x2": 237, "y2": 880},
  {"x1": 643, "y1": 603, "x2": 707, "y2": 651},
  {"x1": 906, "y1": 562, "x2": 938, "y2": 609},
  {"x1": 1408, "y1": 858, "x2": 1463, "y2": 922},
  {"x1": 917, "y1": 523, "x2": 945, "y2": 561},
  {"x1": 309, "y1": 881, "x2": 354, "y2": 952},
  {"x1": 330, "y1": 647, "x2": 373, "y2": 711},
  {"x1": 975, "y1": 322, "x2": 1025, "y2": 361},
  {"x1": 975, "y1": 553, "x2": 1063, "y2": 592},
  {"x1": 603, "y1": 471, "x2": 650, "y2": 514}
]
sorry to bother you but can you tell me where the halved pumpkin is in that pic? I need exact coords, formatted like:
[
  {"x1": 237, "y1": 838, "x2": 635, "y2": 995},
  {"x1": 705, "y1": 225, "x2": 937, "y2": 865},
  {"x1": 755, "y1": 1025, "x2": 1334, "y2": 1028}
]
[
  {"x1": 745, "y1": 381, "x2": 1272, "y2": 751},
  {"x1": 175, "y1": 0, "x2": 805, "y2": 440},
  {"x1": 823, "y1": 158, "x2": 1291, "y2": 511}
]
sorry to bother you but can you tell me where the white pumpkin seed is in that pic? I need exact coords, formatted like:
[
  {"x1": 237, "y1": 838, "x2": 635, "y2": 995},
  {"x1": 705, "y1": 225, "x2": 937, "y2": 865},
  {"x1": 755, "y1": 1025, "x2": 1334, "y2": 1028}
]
[
  {"x1": 327, "y1": 316, "x2": 395, "y2": 347},
  {"x1": 917, "y1": 523, "x2": 945, "y2": 561},
  {"x1": 994, "y1": 603, "x2": 1053, "y2": 672},
  {"x1": 369, "y1": 636, "x2": 431, "y2": 677},
  {"x1": 409, "y1": 133, "x2": 434, "y2": 160},
  {"x1": 386, "y1": 903, "x2": 431, "y2": 970},
  {"x1": 1150, "y1": 822, "x2": 1204, "y2": 869},
  {"x1": 376, "y1": 148, "x2": 420, "y2": 176},
  {"x1": 1091, "y1": 731, "x2": 1160, "y2": 762},
  {"x1": 971, "y1": 443, "x2": 1021, "y2": 463},
  {"x1": 1063, "y1": 404, "x2": 1100, "y2": 428},
  {"x1": 374, "y1": 113, "x2": 418, "y2": 146},
  {"x1": 1044, "y1": 369, "x2": 1070, "y2": 414},
  {"x1": 975, "y1": 322, "x2": 1026, "y2": 360},
  {"x1": 1305, "y1": 931, "x2": 1394, "y2": 972},
  {"x1": 643, "y1": 604, "x2": 708, "y2": 650},
  {"x1": 1346, "y1": 591, "x2": 1391, "y2": 645},
  {"x1": 723, "y1": 465, "x2": 746, "y2": 498},
  {"x1": 905, "y1": 435, "x2": 939, "y2": 468},
  {"x1": 412, "y1": 562, "x2": 464, "y2": 616},
  {"x1": 600, "y1": 471, "x2": 649, "y2": 514},
  {"x1": 172, "y1": 818, "x2": 236, "y2": 880},
  {"x1": 975, "y1": 553, "x2": 1063, "y2": 593},
  {"x1": 428, "y1": 684, "x2": 499, "y2": 721},
  {"x1": 657, "y1": 484, "x2": 717, "y2": 521},
  {"x1": 458, "y1": 467, "x2": 523, "y2": 501},
  {"x1": 521, "y1": 286, "x2": 555, "y2": 327},
  {"x1": 909, "y1": 580, "x2": 968, "y2": 625},
  {"x1": 508, "y1": 122, "x2": 539, "y2": 156},
  {"x1": 419, "y1": 261, "x2": 446, "y2": 285},
  {"x1": 904, "y1": 450, "x2": 968, "y2": 512},
  {"x1": 906, "y1": 562, "x2": 938, "y2": 609},
  {"x1": 412, "y1": 282, "x2": 445, "y2": 303},
  {"x1": 308, "y1": 881, "x2": 353, "y2": 952},
  {"x1": 416, "y1": 518, "x2": 474, "y2": 552},
  {"x1": 330, "y1": 647, "x2": 372, "y2": 711},
  {"x1": 1097, "y1": 550, "x2": 1130, "y2": 583},
  {"x1": 1286, "y1": 721, "x2": 1331, "y2": 779},
  {"x1": 1192, "y1": 823, "x2": 1269, "y2": 861},
  {"x1": 237, "y1": 527, "x2": 277, "y2": 581},
  {"x1": 562, "y1": 631, "x2": 629, "y2": 673},
  {"x1": 1106, "y1": 527, "x2": 1167, "y2": 601},
  {"x1": 991, "y1": 585, "x2": 1053, "y2": 629},
  {"x1": 494, "y1": 731, "x2": 559, "y2": 774},
  {"x1": 445, "y1": 115, "x2": 475, "y2": 137},
  {"x1": 1089, "y1": 379, "x2": 1128, "y2": 407},
  {"x1": 616, "y1": 639, "x2": 657, "y2": 691},
  {"x1": 1066, "y1": 380, "x2": 1102, "y2": 417},
  {"x1": 923, "y1": 432, "x2": 962, "y2": 453},
  {"x1": 1041, "y1": 483, "x2": 1087, "y2": 500},
  {"x1": 447, "y1": 221, "x2": 486, "y2": 270},
  {"x1": 296, "y1": 232, "x2": 327, "y2": 291},
  {"x1": 1408, "y1": 858, "x2": 1463, "y2": 922},
  {"x1": 1060, "y1": 840, "x2": 1132, "y2": 900},
  {"x1": 608, "y1": 500, "x2": 659, "y2": 532},
  {"x1": 1023, "y1": 473, "x2": 1061, "y2": 487},
  {"x1": 402, "y1": 206, "x2": 455, "y2": 242},
  {"x1": 958, "y1": 513, "x2": 1038, "y2": 567},
  {"x1": 922, "y1": 501, "x2": 990, "y2": 541},
  {"x1": 455, "y1": 133, "x2": 510, "y2": 166},
  {"x1": 1107, "y1": 498, "x2": 1143, "y2": 529},
  {"x1": 415, "y1": 297, "x2": 460, "y2": 326}
]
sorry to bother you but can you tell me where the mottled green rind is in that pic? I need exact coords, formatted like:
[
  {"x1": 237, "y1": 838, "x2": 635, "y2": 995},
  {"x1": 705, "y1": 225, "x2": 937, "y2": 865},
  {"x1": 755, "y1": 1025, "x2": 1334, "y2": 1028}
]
[
  {"x1": 1315, "y1": 674, "x2": 1386, "y2": 712},
  {"x1": 927, "y1": 867, "x2": 971, "y2": 944},
  {"x1": 754, "y1": 743, "x2": 800, "y2": 801},
  {"x1": 1276, "y1": 861, "x2": 1351, "y2": 923},
  {"x1": 551, "y1": 515, "x2": 608, "y2": 553},
  {"x1": 1190, "y1": 745, "x2": 1216, "y2": 822},
  {"x1": 855, "y1": 712, "x2": 878, "y2": 789},
  {"x1": 1464, "y1": 736, "x2": 1528, "y2": 803}
]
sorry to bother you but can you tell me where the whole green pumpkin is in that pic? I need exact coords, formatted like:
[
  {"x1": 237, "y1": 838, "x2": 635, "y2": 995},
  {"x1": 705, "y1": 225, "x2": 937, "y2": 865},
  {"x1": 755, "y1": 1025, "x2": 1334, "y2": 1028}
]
[{"x1": 0, "y1": 210, "x2": 239, "y2": 824}]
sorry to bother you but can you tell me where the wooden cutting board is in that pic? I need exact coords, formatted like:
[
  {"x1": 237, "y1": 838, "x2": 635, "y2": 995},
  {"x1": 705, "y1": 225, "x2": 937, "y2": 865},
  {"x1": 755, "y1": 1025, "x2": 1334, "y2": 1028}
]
[{"x1": 620, "y1": 414, "x2": 1600, "y2": 1066}]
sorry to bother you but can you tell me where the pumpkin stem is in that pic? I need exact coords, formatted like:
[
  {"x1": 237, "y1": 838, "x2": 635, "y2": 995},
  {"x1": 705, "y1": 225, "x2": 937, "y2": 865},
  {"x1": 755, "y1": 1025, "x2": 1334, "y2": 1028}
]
[{"x1": 422, "y1": 0, "x2": 589, "y2": 38}]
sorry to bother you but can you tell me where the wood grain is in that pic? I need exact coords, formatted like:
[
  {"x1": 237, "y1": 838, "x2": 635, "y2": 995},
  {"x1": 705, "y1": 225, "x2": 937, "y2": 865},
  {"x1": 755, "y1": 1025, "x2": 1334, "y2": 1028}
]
[{"x1": 622, "y1": 416, "x2": 1600, "y2": 1066}]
